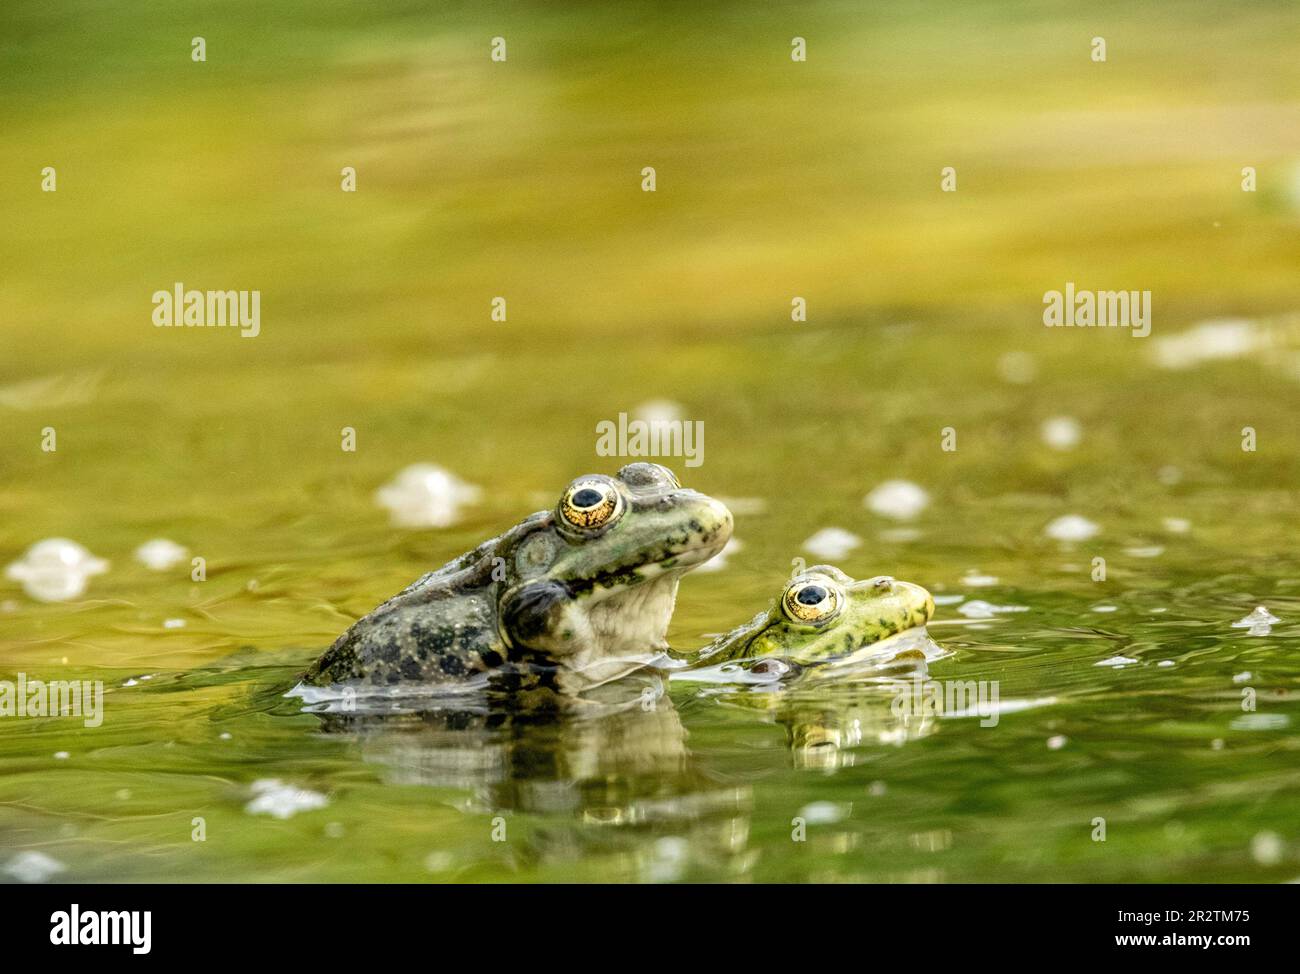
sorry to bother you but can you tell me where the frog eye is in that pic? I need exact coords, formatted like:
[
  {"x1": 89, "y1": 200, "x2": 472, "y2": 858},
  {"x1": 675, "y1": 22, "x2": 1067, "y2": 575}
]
[
  {"x1": 559, "y1": 479, "x2": 624, "y2": 531},
  {"x1": 782, "y1": 579, "x2": 842, "y2": 624}
]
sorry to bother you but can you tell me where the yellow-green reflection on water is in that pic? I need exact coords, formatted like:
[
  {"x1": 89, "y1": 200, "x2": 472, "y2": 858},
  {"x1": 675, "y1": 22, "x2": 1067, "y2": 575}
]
[{"x1": 2, "y1": 0, "x2": 1299, "y2": 882}]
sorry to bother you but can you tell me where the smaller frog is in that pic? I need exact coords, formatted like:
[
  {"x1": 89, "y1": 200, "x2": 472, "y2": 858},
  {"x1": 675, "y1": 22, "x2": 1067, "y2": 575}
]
[{"x1": 686, "y1": 565, "x2": 935, "y2": 668}]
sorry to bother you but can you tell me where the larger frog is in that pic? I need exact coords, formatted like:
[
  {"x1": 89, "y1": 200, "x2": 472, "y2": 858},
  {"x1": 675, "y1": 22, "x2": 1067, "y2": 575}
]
[{"x1": 305, "y1": 463, "x2": 732, "y2": 689}]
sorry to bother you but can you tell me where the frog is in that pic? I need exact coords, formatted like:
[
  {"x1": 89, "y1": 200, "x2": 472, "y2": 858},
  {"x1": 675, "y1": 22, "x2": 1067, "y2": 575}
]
[
  {"x1": 682, "y1": 564, "x2": 936, "y2": 671},
  {"x1": 304, "y1": 462, "x2": 733, "y2": 690},
  {"x1": 669, "y1": 565, "x2": 939, "y2": 766}
]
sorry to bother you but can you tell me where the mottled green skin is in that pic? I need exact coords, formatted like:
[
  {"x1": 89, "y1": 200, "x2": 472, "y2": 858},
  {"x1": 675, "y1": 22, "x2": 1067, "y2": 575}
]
[
  {"x1": 307, "y1": 463, "x2": 732, "y2": 687},
  {"x1": 689, "y1": 565, "x2": 935, "y2": 667}
]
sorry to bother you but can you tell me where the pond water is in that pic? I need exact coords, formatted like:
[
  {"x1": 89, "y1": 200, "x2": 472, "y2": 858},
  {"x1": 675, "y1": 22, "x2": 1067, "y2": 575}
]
[
  {"x1": 4, "y1": 315, "x2": 1297, "y2": 883},
  {"x1": 3, "y1": 0, "x2": 1299, "y2": 883}
]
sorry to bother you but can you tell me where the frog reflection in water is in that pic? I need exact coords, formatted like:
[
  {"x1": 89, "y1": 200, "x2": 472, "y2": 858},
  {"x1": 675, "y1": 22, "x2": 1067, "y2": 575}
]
[
  {"x1": 308, "y1": 675, "x2": 752, "y2": 879},
  {"x1": 306, "y1": 463, "x2": 732, "y2": 692},
  {"x1": 741, "y1": 663, "x2": 943, "y2": 770},
  {"x1": 674, "y1": 565, "x2": 943, "y2": 768}
]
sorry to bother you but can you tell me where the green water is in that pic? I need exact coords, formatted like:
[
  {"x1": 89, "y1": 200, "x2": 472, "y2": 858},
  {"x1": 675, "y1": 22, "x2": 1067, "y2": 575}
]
[{"x1": 3, "y1": 0, "x2": 1299, "y2": 882}]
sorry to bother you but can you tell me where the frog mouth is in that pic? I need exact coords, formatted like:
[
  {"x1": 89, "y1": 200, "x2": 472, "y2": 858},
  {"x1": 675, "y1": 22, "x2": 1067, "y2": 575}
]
[
  {"x1": 660, "y1": 539, "x2": 727, "y2": 571},
  {"x1": 623, "y1": 491, "x2": 734, "y2": 577},
  {"x1": 583, "y1": 529, "x2": 727, "y2": 591}
]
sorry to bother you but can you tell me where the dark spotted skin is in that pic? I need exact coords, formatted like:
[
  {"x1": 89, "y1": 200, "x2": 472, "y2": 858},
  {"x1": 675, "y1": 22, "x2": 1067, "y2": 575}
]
[
  {"x1": 307, "y1": 531, "x2": 515, "y2": 685},
  {"x1": 305, "y1": 464, "x2": 732, "y2": 687},
  {"x1": 306, "y1": 516, "x2": 575, "y2": 686}
]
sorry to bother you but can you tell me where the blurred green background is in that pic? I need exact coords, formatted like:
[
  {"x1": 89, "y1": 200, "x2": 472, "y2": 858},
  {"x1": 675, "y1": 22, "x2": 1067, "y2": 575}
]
[{"x1": 2, "y1": 1, "x2": 1299, "y2": 883}]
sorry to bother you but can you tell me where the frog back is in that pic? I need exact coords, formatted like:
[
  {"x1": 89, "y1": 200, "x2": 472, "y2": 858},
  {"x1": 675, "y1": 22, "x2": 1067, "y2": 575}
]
[{"x1": 306, "y1": 536, "x2": 513, "y2": 686}]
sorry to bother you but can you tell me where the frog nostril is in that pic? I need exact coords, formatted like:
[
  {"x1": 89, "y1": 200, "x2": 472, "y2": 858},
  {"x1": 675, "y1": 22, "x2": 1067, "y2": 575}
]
[{"x1": 872, "y1": 576, "x2": 895, "y2": 590}]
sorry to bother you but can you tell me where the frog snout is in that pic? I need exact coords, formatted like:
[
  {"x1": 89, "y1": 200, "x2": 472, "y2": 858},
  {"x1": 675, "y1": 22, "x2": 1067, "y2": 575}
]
[
  {"x1": 679, "y1": 491, "x2": 733, "y2": 548},
  {"x1": 896, "y1": 581, "x2": 936, "y2": 623},
  {"x1": 704, "y1": 495, "x2": 734, "y2": 540}
]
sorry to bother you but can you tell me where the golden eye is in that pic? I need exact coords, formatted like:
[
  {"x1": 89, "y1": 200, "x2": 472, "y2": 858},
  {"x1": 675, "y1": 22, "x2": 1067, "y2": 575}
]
[
  {"x1": 560, "y1": 480, "x2": 623, "y2": 530},
  {"x1": 783, "y1": 580, "x2": 841, "y2": 623}
]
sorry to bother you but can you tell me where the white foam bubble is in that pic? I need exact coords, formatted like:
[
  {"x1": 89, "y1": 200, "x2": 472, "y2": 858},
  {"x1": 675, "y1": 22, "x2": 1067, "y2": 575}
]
[
  {"x1": 632, "y1": 398, "x2": 685, "y2": 425},
  {"x1": 1045, "y1": 514, "x2": 1099, "y2": 542},
  {"x1": 1041, "y1": 416, "x2": 1081, "y2": 450},
  {"x1": 1251, "y1": 831, "x2": 1285, "y2": 866},
  {"x1": 802, "y1": 527, "x2": 861, "y2": 560},
  {"x1": 798, "y1": 801, "x2": 850, "y2": 824},
  {"x1": 375, "y1": 464, "x2": 482, "y2": 528},
  {"x1": 1151, "y1": 318, "x2": 1261, "y2": 370},
  {"x1": 4, "y1": 538, "x2": 108, "y2": 602},
  {"x1": 3, "y1": 851, "x2": 66, "y2": 884},
  {"x1": 1095, "y1": 655, "x2": 1138, "y2": 668},
  {"x1": 244, "y1": 779, "x2": 329, "y2": 819},
  {"x1": 135, "y1": 538, "x2": 188, "y2": 571},
  {"x1": 957, "y1": 600, "x2": 1028, "y2": 619},
  {"x1": 865, "y1": 480, "x2": 929, "y2": 520},
  {"x1": 1232, "y1": 606, "x2": 1279, "y2": 636}
]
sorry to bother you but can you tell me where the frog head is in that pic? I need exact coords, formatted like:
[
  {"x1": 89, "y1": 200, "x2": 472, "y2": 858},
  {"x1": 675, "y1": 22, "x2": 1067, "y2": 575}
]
[
  {"x1": 498, "y1": 463, "x2": 732, "y2": 665},
  {"x1": 700, "y1": 565, "x2": 935, "y2": 665}
]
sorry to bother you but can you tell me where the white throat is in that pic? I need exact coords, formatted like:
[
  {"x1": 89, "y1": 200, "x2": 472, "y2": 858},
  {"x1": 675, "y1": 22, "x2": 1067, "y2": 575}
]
[{"x1": 557, "y1": 574, "x2": 682, "y2": 685}]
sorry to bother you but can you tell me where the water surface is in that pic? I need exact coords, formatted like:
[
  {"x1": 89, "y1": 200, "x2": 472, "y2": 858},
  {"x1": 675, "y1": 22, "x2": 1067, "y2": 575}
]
[{"x1": 3, "y1": 0, "x2": 1299, "y2": 883}]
